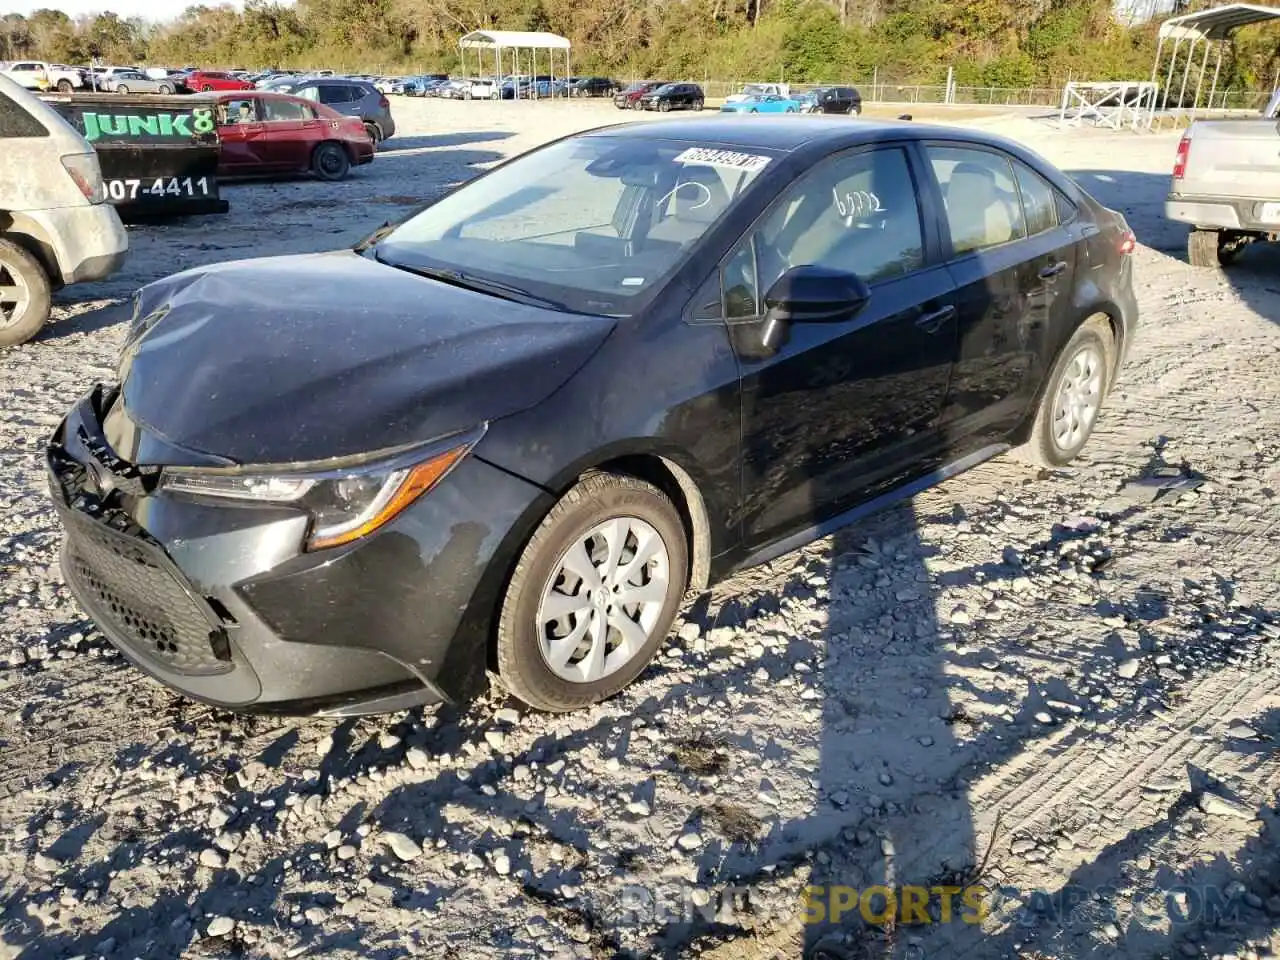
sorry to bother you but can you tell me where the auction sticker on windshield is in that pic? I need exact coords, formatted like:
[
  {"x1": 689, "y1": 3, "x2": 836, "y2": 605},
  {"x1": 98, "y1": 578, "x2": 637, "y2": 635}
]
[{"x1": 674, "y1": 147, "x2": 771, "y2": 172}]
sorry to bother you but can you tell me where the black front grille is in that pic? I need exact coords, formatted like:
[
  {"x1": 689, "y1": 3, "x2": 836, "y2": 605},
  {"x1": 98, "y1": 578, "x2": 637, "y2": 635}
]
[{"x1": 63, "y1": 511, "x2": 231, "y2": 676}]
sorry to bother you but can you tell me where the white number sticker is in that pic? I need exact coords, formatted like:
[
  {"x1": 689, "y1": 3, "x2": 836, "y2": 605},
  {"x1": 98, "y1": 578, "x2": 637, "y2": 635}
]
[{"x1": 673, "y1": 147, "x2": 771, "y2": 172}]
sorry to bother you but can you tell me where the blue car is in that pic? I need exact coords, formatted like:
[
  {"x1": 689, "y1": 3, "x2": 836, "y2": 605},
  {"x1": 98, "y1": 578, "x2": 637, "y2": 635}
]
[{"x1": 719, "y1": 94, "x2": 803, "y2": 114}]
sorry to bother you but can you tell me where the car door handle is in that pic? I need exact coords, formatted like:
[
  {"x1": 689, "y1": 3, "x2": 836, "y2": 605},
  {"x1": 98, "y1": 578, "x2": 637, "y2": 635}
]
[
  {"x1": 915, "y1": 304, "x2": 956, "y2": 334},
  {"x1": 1039, "y1": 261, "x2": 1068, "y2": 280}
]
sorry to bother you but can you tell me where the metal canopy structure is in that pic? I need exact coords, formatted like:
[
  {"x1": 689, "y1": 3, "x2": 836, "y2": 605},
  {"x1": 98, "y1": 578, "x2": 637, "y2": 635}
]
[
  {"x1": 1058, "y1": 81, "x2": 1159, "y2": 130},
  {"x1": 457, "y1": 30, "x2": 572, "y2": 100},
  {"x1": 1150, "y1": 3, "x2": 1280, "y2": 127}
]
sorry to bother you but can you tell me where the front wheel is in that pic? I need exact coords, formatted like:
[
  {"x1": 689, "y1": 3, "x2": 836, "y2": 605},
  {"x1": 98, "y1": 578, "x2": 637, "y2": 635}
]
[
  {"x1": 1016, "y1": 316, "x2": 1115, "y2": 467},
  {"x1": 0, "y1": 238, "x2": 53, "y2": 348},
  {"x1": 659, "y1": 100, "x2": 671, "y2": 112},
  {"x1": 157, "y1": 84, "x2": 173, "y2": 95},
  {"x1": 56, "y1": 79, "x2": 73, "y2": 93},
  {"x1": 496, "y1": 472, "x2": 689, "y2": 713},
  {"x1": 311, "y1": 141, "x2": 350, "y2": 181},
  {"x1": 200, "y1": 84, "x2": 213, "y2": 92}
]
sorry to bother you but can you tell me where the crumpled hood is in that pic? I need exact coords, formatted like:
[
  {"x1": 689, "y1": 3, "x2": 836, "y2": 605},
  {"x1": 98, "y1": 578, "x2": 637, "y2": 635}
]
[{"x1": 114, "y1": 250, "x2": 615, "y2": 466}]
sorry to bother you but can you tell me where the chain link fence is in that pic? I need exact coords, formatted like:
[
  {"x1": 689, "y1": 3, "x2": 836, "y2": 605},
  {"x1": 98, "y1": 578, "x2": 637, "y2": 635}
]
[{"x1": 294, "y1": 62, "x2": 1275, "y2": 113}]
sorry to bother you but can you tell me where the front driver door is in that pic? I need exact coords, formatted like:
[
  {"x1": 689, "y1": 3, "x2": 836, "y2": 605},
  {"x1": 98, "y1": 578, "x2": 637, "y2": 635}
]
[{"x1": 729, "y1": 144, "x2": 959, "y2": 551}]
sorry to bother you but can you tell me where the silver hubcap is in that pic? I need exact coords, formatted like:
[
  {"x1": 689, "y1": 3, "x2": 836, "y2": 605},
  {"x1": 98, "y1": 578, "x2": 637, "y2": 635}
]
[
  {"x1": 1052, "y1": 344, "x2": 1104, "y2": 450},
  {"x1": 0, "y1": 258, "x2": 30, "y2": 329},
  {"x1": 536, "y1": 517, "x2": 670, "y2": 684}
]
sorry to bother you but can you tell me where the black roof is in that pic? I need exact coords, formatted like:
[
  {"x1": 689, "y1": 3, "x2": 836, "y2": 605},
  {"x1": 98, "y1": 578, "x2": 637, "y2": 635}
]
[{"x1": 583, "y1": 116, "x2": 1009, "y2": 153}]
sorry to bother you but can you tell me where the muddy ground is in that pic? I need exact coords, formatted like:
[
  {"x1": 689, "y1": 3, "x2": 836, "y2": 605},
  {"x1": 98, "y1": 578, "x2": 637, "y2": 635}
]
[{"x1": 1, "y1": 98, "x2": 1278, "y2": 960}]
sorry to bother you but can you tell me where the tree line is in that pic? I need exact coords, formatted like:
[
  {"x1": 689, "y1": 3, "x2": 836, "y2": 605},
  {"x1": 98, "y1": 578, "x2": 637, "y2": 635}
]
[{"x1": 1, "y1": 0, "x2": 1276, "y2": 91}]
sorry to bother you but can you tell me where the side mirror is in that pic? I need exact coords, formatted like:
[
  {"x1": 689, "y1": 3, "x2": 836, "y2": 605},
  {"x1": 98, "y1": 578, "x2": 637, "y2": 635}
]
[
  {"x1": 763, "y1": 265, "x2": 871, "y2": 325},
  {"x1": 758, "y1": 265, "x2": 870, "y2": 353}
]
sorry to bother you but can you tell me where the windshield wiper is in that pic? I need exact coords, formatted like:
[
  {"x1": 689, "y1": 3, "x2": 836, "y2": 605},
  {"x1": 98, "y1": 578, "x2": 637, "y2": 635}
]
[{"x1": 373, "y1": 251, "x2": 570, "y2": 311}]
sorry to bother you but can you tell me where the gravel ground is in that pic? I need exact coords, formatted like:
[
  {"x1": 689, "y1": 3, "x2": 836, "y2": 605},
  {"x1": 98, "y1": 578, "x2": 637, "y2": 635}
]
[{"x1": 2, "y1": 99, "x2": 1279, "y2": 960}]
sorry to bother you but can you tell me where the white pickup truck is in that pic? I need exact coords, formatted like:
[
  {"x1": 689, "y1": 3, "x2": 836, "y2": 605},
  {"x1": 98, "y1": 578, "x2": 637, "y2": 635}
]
[
  {"x1": 1166, "y1": 97, "x2": 1280, "y2": 267},
  {"x1": 0, "y1": 61, "x2": 84, "y2": 93}
]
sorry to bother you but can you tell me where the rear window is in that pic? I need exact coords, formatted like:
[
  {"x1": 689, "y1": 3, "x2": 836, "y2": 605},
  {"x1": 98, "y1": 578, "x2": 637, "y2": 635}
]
[{"x1": 0, "y1": 91, "x2": 49, "y2": 138}]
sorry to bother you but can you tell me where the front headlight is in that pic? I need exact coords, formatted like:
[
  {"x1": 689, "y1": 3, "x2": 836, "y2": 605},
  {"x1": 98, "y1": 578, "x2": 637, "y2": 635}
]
[{"x1": 159, "y1": 429, "x2": 482, "y2": 551}]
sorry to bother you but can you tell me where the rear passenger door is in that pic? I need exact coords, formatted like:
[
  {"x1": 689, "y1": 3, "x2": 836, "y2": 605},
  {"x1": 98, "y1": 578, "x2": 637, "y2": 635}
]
[
  {"x1": 924, "y1": 143, "x2": 1076, "y2": 444},
  {"x1": 259, "y1": 97, "x2": 318, "y2": 170}
]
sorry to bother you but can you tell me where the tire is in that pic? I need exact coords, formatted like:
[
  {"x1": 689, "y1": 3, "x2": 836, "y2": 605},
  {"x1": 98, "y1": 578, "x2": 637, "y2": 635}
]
[
  {"x1": 659, "y1": 100, "x2": 671, "y2": 112},
  {"x1": 200, "y1": 84, "x2": 213, "y2": 92},
  {"x1": 849, "y1": 104, "x2": 861, "y2": 115},
  {"x1": 56, "y1": 79, "x2": 73, "y2": 93},
  {"x1": 0, "y1": 238, "x2": 53, "y2": 349},
  {"x1": 750, "y1": 108, "x2": 759, "y2": 114},
  {"x1": 311, "y1": 141, "x2": 350, "y2": 181},
  {"x1": 693, "y1": 98, "x2": 704, "y2": 110},
  {"x1": 496, "y1": 472, "x2": 690, "y2": 713},
  {"x1": 463, "y1": 89, "x2": 472, "y2": 100},
  {"x1": 116, "y1": 85, "x2": 129, "y2": 94},
  {"x1": 1188, "y1": 227, "x2": 1251, "y2": 268},
  {"x1": 363, "y1": 122, "x2": 381, "y2": 145},
  {"x1": 1015, "y1": 316, "x2": 1115, "y2": 468},
  {"x1": 158, "y1": 84, "x2": 173, "y2": 95}
]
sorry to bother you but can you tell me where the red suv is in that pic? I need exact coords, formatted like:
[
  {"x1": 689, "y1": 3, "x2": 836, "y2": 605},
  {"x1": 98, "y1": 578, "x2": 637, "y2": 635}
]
[
  {"x1": 187, "y1": 71, "x2": 254, "y2": 92},
  {"x1": 613, "y1": 80, "x2": 665, "y2": 110}
]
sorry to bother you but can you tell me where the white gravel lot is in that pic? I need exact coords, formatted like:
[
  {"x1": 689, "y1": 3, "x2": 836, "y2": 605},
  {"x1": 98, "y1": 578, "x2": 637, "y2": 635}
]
[{"x1": 2, "y1": 98, "x2": 1279, "y2": 960}]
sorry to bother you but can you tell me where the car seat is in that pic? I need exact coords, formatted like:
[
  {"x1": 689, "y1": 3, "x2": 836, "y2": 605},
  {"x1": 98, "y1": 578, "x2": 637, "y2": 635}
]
[{"x1": 945, "y1": 162, "x2": 1017, "y2": 253}]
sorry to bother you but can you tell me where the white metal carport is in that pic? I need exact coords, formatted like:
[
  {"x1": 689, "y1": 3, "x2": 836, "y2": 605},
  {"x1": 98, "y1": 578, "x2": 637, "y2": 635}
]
[
  {"x1": 1150, "y1": 3, "x2": 1280, "y2": 126},
  {"x1": 457, "y1": 30, "x2": 572, "y2": 100}
]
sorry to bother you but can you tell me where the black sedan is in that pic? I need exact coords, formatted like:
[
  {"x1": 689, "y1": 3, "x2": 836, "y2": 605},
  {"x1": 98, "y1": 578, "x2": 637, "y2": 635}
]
[{"x1": 47, "y1": 118, "x2": 1138, "y2": 716}]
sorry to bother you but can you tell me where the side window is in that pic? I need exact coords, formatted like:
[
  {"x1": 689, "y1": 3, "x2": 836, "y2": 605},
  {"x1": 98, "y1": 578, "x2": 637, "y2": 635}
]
[
  {"x1": 1055, "y1": 190, "x2": 1077, "y2": 224},
  {"x1": 262, "y1": 98, "x2": 310, "y2": 122},
  {"x1": 720, "y1": 147, "x2": 925, "y2": 319},
  {"x1": 0, "y1": 91, "x2": 48, "y2": 137},
  {"x1": 723, "y1": 239, "x2": 759, "y2": 320},
  {"x1": 296, "y1": 85, "x2": 320, "y2": 102},
  {"x1": 1013, "y1": 161, "x2": 1058, "y2": 237},
  {"x1": 223, "y1": 99, "x2": 258, "y2": 123},
  {"x1": 927, "y1": 145, "x2": 1027, "y2": 255}
]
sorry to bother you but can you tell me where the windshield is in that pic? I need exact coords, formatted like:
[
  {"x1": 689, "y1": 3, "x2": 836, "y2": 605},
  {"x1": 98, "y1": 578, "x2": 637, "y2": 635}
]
[{"x1": 376, "y1": 136, "x2": 778, "y2": 316}]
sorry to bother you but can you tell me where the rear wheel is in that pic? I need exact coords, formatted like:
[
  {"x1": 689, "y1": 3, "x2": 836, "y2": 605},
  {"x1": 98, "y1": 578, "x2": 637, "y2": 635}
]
[
  {"x1": 693, "y1": 98, "x2": 704, "y2": 110},
  {"x1": 496, "y1": 472, "x2": 689, "y2": 713},
  {"x1": 116, "y1": 85, "x2": 129, "y2": 94},
  {"x1": 157, "y1": 83, "x2": 173, "y2": 95},
  {"x1": 363, "y1": 122, "x2": 381, "y2": 145},
  {"x1": 1188, "y1": 227, "x2": 1251, "y2": 268},
  {"x1": 200, "y1": 84, "x2": 213, "y2": 92},
  {"x1": 56, "y1": 79, "x2": 73, "y2": 93},
  {"x1": 311, "y1": 142, "x2": 350, "y2": 181},
  {"x1": 0, "y1": 239, "x2": 52, "y2": 349},
  {"x1": 849, "y1": 104, "x2": 861, "y2": 115},
  {"x1": 1016, "y1": 316, "x2": 1115, "y2": 467}
]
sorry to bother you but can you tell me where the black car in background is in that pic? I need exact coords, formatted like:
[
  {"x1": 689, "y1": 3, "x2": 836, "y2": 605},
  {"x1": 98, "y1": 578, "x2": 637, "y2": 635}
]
[
  {"x1": 48, "y1": 118, "x2": 1137, "y2": 717},
  {"x1": 613, "y1": 80, "x2": 665, "y2": 109},
  {"x1": 637, "y1": 82, "x2": 704, "y2": 111},
  {"x1": 572, "y1": 76, "x2": 616, "y2": 97},
  {"x1": 808, "y1": 85, "x2": 863, "y2": 115}
]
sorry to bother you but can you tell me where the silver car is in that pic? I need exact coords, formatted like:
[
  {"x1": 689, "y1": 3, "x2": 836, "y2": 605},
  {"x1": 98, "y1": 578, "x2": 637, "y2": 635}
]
[{"x1": 102, "y1": 69, "x2": 177, "y2": 95}]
